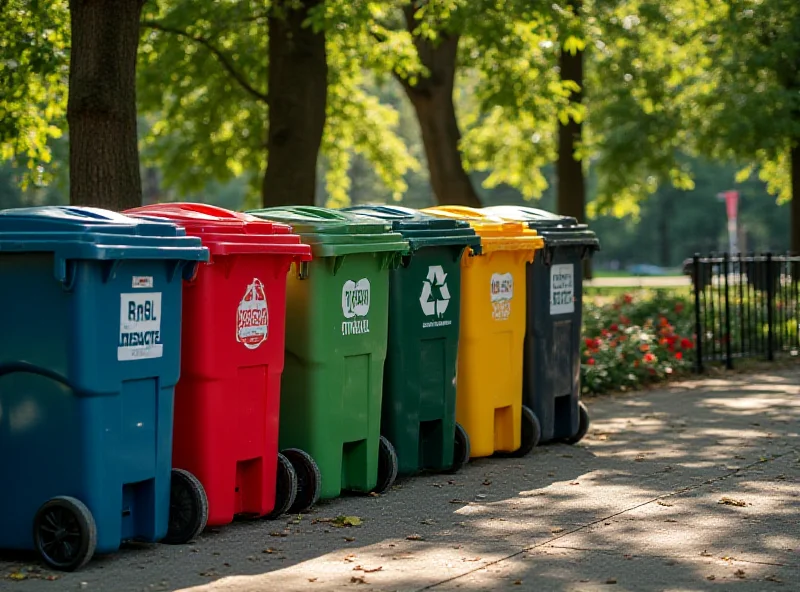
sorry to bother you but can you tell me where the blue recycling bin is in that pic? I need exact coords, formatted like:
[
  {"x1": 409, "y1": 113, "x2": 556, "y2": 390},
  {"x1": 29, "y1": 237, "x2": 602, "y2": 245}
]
[{"x1": 0, "y1": 206, "x2": 209, "y2": 571}]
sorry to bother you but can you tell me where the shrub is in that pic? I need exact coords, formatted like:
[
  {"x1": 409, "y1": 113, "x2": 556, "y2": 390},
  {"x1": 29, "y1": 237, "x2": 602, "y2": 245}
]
[{"x1": 581, "y1": 291, "x2": 695, "y2": 395}]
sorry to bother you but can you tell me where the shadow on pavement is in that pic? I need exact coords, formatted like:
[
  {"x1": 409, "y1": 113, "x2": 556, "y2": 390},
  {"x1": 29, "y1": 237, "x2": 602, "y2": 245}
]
[{"x1": 2, "y1": 370, "x2": 799, "y2": 591}]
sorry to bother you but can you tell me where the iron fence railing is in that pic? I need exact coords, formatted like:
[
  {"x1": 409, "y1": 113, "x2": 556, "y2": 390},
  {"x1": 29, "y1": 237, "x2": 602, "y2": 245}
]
[{"x1": 685, "y1": 253, "x2": 800, "y2": 372}]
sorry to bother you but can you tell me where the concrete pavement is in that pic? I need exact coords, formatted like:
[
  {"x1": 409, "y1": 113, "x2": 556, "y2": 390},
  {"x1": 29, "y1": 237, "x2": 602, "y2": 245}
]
[{"x1": 2, "y1": 370, "x2": 798, "y2": 592}]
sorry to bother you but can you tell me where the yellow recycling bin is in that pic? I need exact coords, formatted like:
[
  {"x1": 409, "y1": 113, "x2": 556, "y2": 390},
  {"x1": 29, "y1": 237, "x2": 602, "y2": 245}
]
[{"x1": 421, "y1": 206, "x2": 544, "y2": 458}]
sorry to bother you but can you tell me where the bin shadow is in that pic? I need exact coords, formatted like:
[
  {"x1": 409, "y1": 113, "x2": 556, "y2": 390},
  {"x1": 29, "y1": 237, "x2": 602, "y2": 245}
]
[{"x1": 2, "y1": 370, "x2": 799, "y2": 591}]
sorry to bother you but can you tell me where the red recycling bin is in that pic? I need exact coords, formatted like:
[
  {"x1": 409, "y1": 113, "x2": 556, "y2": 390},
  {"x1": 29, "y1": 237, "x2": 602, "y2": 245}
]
[{"x1": 126, "y1": 203, "x2": 312, "y2": 525}]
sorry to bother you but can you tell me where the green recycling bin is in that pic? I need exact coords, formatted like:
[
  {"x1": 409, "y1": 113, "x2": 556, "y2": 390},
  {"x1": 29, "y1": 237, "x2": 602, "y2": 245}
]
[
  {"x1": 484, "y1": 206, "x2": 599, "y2": 445},
  {"x1": 343, "y1": 205, "x2": 481, "y2": 476},
  {"x1": 246, "y1": 206, "x2": 408, "y2": 502}
]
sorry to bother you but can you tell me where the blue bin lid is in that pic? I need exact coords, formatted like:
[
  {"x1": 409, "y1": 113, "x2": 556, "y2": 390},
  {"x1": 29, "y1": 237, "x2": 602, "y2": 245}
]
[{"x1": 0, "y1": 206, "x2": 209, "y2": 264}]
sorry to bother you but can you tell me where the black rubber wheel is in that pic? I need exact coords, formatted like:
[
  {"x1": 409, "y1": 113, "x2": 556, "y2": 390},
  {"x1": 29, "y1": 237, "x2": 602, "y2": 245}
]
[
  {"x1": 265, "y1": 453, "x2": 298, "y2": 519},
  {"x1": 564, "y1": 401, "x2": 591, "y2": 445},
  {"x1": 282, "y1": 448, "x2": 321, "y2": 514},
  {"x1": 372, "y1": 436, "x2": 399, "y2": 494},
  {"x1": 508, "y1": 405, "x2": 541, "y2": 458},
  {"x1": 444, "y1": 423, "x2": 471, "y2": 474},
  {"x1": 33, "y1": 496, "x2": 97, "y2": 571},
  {"x1": 163, "y1": 469, "x2": 208, "y2": 544}
]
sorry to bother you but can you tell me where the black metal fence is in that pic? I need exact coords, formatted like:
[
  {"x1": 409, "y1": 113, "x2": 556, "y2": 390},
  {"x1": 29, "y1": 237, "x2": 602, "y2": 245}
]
[{"x1": 686, "y1": 253, "x2": 800, "y2": 372}]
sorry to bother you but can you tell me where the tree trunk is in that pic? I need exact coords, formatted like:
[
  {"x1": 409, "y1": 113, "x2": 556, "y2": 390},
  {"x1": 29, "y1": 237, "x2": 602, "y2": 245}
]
[
  {"x1": 556, "y1": 0, "x2": 589, "y2": 275},
  {"x1": 792, "y1": 143, "x2": 800, "y2": 254},
  {"x1": 400, "y1": 8, "x2": 481, "y2": 208},
  {"x1": 262, "y1": 0, "x2": 327, "y2": 208},
  {"x1": 67, "y1": 0, "x2": 144, "y2": 210}
]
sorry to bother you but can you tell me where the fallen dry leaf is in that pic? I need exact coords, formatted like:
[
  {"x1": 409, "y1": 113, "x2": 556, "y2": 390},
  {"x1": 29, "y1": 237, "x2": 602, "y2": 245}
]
[
  {"x1": 350, "y1": 576, "x2": 367, "y2": 584},
  {"x1": 569, "y1": 481, "x2": 580, "y2": 485},
  {"x1": 513, "y1": 580, "x2": 522, "y2": 585},
  {"x1": 734, "y1": 569, "x2": 746, "y2": 579},
  {"x1": 449, "y1": 499, "x2": 468, "y2": 504},
  {"x1": 551, "y1": 527, "x2": 565, "y2": 534},
  {"x1": 463, "y1": 557, "x2": 481, "y2": 562},
  {"x1": 333, "y1": 516, "x2": 363, "y2": 527},
  {"x1": 343, "y1": 554, "x2": 356, "y2": 563},
  {"x1": 8, "y1": 572, "x2": 27, "y2": 581},
  {"x1": 664, "y1": 519, "x2": 678, "y2": 523},
  {"x1": 707, "y1": 575, "x2": 716, "y2": 581},
  {"x1": 719, "y1": 497, "x2": 747, "y2": 507},
  {"x1": 269, "y1": 531, "x2": 288, "y2": 537},
  {"x1": 606, "y1": 577, "x2": 618, "y2": 584},
  {"x1": 308, "y1": 578, "x2": 318, "y2": 583},
  {"x1": 657, "y1": 500, "x2": 673, "y2": 507},
  {"x1": 344, "y1": 537, "x2": 355, "y2": 542},
  {"x1": 482, "y1": 480, "x2": 492, "y2": 486},
  {"x1": 354, "y1": 565, "x2": 383, "y2": 573},
  {"x1": 406, "y1": 534, "x2": 424, "y2": 541}
]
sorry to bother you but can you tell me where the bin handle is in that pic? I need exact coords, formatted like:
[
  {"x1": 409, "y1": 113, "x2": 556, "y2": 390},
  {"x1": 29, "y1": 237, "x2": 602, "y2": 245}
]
[
  {"x1": 296, "y1": 260, "x2": 310, "y2": 280},
  {"x1": 0, "y1": 361, "x2": 73, "y2": 390},
  {"x1": 542, "y1": 247, "x2": 555, "y2": 267}
]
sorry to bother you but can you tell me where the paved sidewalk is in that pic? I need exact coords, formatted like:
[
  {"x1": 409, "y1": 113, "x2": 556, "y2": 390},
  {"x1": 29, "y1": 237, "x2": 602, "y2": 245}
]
[
  {"x1": 2, "y1": 370, "x2": 799, "y2": 592},
  {"x1": 585, "y1": 276, "x2": 690, "y2": 289}
]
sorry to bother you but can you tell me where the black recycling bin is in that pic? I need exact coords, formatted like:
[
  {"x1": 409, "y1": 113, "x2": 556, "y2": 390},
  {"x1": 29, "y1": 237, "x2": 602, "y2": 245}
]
[{"x1": 484, "y1": 206, "x2": 600, "y2": 445}]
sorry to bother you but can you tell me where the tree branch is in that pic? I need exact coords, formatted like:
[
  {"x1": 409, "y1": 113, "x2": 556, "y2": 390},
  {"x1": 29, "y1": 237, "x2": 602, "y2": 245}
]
[{"x1": 141, "y1": 20, "x2": 268, "y2": 103}]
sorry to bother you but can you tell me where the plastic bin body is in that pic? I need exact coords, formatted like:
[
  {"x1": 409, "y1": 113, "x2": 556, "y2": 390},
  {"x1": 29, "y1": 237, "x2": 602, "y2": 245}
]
[
  {"x1": 484, "y1": 206, "x2": 599, "y2": 442},
  {"x1": 422, "y1": 207, "x2": 543, "y2": 457},
  {"x1": 343, "y1": 205, "x2": 481, "y2": 475},
  {"x1": 126, "y1": 203, "x2": 311, "y2": 525},
  {"x1": 246, "y1": 206, "x2": 407, "y2": 498},
  {"x1": 0, "y1": 207, "x2": 206, "y2": 554}
]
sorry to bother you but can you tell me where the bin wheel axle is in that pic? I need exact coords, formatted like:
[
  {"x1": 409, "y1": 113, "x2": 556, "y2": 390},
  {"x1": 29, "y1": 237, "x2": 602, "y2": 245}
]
[
  {"x1": 281, "y1": 448, "x2": 321, "y2": 514},
  {"x1": 163, "y1": 469, "x2": 208, "y2": 545},
  {"x1": 564, "y1": 401, "x2": 591, "y2": 445},
  {"x1": 266, "y1": 453, "x2": 298, "y2": 519},
  {"x1": 372, "y1": 436, "x2": 399, "y2": 494},
  {"x1": 33, "y1": 496, "x2": 97, "y2": 571},
  {"x1": 445, "y1": 423, "x2": 471, "y2": 474}
]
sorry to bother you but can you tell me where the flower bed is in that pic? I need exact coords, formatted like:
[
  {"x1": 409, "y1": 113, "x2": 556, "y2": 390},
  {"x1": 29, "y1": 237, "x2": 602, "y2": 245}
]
[{"x1": 581, "y1": 291, "x2": 695, "y2": 395}]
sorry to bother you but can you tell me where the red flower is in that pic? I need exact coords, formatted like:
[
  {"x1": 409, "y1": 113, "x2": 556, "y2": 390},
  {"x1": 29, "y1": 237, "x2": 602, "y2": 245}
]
[
  {"x1": 675, "y1": 302, "x2": 684, "y2": 314},
  {"x1": 585, "y1": 337, "x2": 595, "y2": 348},
  {"x1": 623, "y1": 293, "x2": 633, "y2": 304},
  {"x1": 675, "y1": 352, "x2": 683, "y2": 360},
  {"x1": 610, "y1": 323, "x2": 619, "y2": 332},
  {"x1": 680, "y1": 338, "x2": 694, "y2": 350},
  {"x1": 587, "y1": 358, "x2": 596, "y2": 366},
  {"x1": 648, "y1": 367, "x2": 656, "y2": 375},
  {"x1": 620, "y1": 315, "x2": 631, "y2": 325},
  {"x1": 643, "y1": 353, "x2": 656, "y2": 363},
  {"x1": 640, "y1": 344, "x2": 650, "y2": 352}
]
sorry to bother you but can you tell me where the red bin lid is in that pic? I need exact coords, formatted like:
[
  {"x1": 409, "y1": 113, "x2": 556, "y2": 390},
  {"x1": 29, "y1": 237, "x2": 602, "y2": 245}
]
[{"x1": 125, "y1": 203, "x2": 312, "y2": 259}]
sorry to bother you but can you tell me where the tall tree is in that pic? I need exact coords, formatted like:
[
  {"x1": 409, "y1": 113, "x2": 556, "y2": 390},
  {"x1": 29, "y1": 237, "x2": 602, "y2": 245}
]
[
  {"x1": 394, "y1": 4, "x2": 481, "y2": 207},
  {"x1": 68, "y1": 0, "x2": 145, "y2": 209},
  {"x1": 263, "y1": 0, "x2": 327, "y2": 206},
  {"x1": 137, "y1": 0, "x2": 416, "y2": 208},
  {"x1": 556, "y1": 0, "x2": 585, "y2": 224}
]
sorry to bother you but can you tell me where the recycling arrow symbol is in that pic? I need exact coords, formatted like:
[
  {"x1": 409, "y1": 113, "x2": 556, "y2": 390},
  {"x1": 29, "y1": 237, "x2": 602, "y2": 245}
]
[{"x1": 420, "y1": 265, "x2": 450, "y2": 318}]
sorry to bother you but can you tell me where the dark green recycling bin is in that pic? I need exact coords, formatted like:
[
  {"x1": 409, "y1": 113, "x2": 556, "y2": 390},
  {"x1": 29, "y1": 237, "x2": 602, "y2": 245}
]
[
  {"x1": 344, "y1": 205, "x2": 481, "y2": 475},
  {"x1": 484, "y1": 206, "x2": 599, "y2": 445}
]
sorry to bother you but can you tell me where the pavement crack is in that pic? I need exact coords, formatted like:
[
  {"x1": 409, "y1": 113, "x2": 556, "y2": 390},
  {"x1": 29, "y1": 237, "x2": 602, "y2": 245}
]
[
  {"x1": 416, "y1": 447, "x2": 799, "y2": 591},
  {"x1": 545, "y1": 545, "x2": 791, "y2": 567}
]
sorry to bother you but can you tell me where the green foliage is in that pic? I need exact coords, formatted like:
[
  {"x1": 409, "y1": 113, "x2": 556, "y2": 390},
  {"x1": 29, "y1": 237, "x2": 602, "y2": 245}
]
[
  {"x1": 0, "y1": 0, "x2": 69, "y2": 186},
  {"x1": 691, "y1": 0, "x2": 800, "y2": 203},
  {"x1": 137, "y1": 0, "x2": 418, "y2": 206}
]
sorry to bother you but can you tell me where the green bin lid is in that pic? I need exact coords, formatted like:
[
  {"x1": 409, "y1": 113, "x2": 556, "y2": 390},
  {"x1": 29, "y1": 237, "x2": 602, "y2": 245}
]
[
  {"x1": 341, "y1": 205, "x2": 481, "y2": 254},
  {"x1": 246, "y1": 206, "x2": 408, "y2": 257},
  {"x1": 483, "y1": 206, "x2": 600, "y2": 251}
]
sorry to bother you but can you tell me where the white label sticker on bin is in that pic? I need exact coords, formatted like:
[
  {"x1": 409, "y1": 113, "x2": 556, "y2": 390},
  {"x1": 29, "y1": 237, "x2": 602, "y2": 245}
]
[
  {"x1": 118, "y1": 293, "x2": 163, "y2": 361},
  {"x1": 341, "y1": 278, "x2": 370, "y2": 335},
  {"x1": 490, "y1": 272, "x2": 514, "y2": 321},
  {"x1": 237, "y1": 278, "x2": 269, "y2": 349},
  {"x1": 550, "y1": 264, "x2": 575, "y2": 315},
  {"x1": 132, "y1": 276, "x2": 153, "y2": 289}
]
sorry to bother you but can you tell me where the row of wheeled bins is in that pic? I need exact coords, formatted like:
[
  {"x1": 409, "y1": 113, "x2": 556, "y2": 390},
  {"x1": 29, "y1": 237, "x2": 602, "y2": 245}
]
[{"x1": 0, "y1": 203, "x2": 598, "y2": 571}]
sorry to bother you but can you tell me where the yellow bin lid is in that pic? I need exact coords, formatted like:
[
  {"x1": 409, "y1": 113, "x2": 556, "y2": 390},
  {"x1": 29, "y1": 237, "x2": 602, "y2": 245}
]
[{"x1": 421, "y1": 206, "x2": 544, "y2": 256}]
